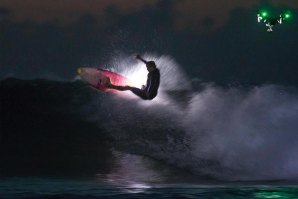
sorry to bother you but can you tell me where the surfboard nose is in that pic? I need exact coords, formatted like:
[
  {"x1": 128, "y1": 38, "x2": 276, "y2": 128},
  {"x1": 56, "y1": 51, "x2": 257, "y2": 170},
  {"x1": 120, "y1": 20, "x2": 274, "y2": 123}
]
[{"x1": 77, "y1": 67, "x2": 83, "y2": 75}]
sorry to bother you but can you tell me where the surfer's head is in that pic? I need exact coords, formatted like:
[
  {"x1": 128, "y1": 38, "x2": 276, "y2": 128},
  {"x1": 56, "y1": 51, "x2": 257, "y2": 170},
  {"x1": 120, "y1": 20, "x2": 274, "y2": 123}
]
[{"x1": 146, "y1": 61, "x2": 156, "y2": 72}]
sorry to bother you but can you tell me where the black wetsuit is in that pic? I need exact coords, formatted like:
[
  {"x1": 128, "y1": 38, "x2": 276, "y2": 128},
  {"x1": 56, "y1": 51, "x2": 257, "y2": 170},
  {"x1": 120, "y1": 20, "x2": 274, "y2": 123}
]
[{"x1": 112, "y1": 68, "x2": 160, "y2": 100}]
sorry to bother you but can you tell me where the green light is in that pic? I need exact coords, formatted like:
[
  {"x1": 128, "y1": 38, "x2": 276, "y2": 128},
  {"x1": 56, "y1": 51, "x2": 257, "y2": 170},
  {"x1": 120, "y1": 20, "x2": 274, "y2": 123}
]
[
  {"x1": 261, "y1": 12, "x2": 268, "y2": 17},
  {"x1": 255, "y1": 190, "x2": 296, "y2": 199},
  {"x1": 283, "y1": 11, "x2": 292, "y2": 20}
]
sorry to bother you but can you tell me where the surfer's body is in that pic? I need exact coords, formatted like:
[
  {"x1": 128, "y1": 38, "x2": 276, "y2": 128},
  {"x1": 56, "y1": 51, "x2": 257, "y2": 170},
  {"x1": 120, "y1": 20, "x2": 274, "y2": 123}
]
[{"x1": 107, "y1": 55, "x2": 160, "y2": 100}]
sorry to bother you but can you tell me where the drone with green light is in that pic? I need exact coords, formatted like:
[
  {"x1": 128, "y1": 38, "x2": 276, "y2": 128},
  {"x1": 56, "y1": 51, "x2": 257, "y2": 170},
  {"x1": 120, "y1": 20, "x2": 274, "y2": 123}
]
[{"x1": 257, "y1": 10, "x2": 292, "y2": 31}]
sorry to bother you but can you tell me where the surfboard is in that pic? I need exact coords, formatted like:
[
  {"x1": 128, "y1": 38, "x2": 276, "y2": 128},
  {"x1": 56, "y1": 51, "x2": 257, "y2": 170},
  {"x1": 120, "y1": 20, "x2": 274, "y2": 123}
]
[{"x1": 77, "y1": 67, "x2": 130, "y2": 92}]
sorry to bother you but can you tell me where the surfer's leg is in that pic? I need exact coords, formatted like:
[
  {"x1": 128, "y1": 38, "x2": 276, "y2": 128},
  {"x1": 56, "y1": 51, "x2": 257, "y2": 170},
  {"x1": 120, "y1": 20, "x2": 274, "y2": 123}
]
[
  {"x1": 128, "y1": 87, "x2": 148, "y2": 100},
  {"x1": 105, "y1": 77, "x2": 130, "y2": 91},
  {"x1": 106, "y1": 78, "x2": 147, "y2": 99},
  {"x1": 109, "y1": 85, "x2": 130, "y2": 91}
]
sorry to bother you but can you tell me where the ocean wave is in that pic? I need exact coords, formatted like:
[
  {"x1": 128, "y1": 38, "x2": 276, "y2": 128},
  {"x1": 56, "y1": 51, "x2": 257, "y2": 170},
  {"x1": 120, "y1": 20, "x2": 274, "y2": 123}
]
[{"x1": 1, "y1": 55, "x2": 298, "y2": 182}]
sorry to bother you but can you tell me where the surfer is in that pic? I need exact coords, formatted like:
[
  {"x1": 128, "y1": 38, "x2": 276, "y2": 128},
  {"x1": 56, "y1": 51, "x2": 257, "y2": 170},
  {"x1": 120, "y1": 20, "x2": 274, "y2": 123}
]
[{"x1": 106, "y1": 55, "x2": 160, "y2": 100}]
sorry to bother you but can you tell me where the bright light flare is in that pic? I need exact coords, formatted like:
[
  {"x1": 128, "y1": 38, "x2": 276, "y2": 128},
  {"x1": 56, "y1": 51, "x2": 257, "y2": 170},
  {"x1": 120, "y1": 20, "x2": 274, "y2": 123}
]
[{"x1": 121, "y1": 63, "x2": 148, "y2": 89}]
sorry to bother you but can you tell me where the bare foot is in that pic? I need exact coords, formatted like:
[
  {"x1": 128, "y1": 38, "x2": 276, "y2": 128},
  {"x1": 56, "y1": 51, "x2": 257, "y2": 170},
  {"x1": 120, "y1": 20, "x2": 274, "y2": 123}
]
[{"x1": 104, "y1": 77, "x2": 112, "y2": 87}]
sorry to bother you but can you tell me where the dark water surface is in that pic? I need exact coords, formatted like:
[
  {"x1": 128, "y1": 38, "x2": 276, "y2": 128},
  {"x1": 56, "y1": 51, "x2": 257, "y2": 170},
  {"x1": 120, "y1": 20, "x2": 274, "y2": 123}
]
[{"x1": 1, "y1": 178, "x2": 298, "y2": 199}]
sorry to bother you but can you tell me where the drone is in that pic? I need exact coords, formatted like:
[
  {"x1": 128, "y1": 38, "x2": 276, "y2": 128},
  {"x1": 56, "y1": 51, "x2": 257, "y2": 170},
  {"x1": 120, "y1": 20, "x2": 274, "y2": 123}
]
[{"x1": 257, "y1": 10, "x2": 292, "y2": 32}]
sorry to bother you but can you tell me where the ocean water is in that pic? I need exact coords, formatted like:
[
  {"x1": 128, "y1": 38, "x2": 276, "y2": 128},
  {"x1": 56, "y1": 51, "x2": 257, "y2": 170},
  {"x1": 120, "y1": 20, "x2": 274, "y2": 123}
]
[
  {"x1": 1, "y1": 55, "x2": 298, "y2": 198},
  {"x1": 1, "y1": 178, "x2": 298, "y2": 199}
]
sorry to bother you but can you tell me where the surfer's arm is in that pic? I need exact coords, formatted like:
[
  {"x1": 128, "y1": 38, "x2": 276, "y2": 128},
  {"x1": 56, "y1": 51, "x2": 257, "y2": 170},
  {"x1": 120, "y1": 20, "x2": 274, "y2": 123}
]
[{"x1": 135, "y1": 54, "x2": 148, "y2": 64}]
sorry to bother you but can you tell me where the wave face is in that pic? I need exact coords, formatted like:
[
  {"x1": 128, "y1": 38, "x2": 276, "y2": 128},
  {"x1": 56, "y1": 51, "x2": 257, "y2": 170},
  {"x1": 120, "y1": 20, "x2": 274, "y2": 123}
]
[
  {"x1": 0, "y1": 79, "x2": 114, "y2": 177},
  {"x1": 1, "y1": 55, "x2": 298, "y2": 182}
]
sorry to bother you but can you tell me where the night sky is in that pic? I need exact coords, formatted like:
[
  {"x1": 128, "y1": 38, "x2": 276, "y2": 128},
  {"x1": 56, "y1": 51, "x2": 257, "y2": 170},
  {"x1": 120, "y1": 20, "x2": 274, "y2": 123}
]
[{"x1": 1, "y1": 0, "x2": 298, "y2": 86}]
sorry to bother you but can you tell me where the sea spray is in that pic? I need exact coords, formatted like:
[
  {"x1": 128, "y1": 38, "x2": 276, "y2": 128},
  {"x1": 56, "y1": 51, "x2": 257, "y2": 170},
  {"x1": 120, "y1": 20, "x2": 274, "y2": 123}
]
[{"x1": 88, "y1": 54, "x2": 298, "y2": 181}]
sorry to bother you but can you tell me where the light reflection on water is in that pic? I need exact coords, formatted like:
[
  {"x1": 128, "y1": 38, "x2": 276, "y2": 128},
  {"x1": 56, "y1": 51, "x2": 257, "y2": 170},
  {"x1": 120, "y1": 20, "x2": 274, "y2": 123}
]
[{"x1": 122, "y1": 183, "x2": 152, "y2": 194}]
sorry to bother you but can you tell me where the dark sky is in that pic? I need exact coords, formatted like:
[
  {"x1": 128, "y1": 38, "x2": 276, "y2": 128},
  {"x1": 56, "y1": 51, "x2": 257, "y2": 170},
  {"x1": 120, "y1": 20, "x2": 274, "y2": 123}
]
[{"x1": 1, "y1": 0, "x2": 298, "y2": 85}]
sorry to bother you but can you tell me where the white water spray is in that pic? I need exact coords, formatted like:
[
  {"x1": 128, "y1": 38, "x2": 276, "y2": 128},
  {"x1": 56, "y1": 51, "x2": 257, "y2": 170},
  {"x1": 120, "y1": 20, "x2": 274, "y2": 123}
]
[{"x1": 91, "y1": 54, "x2": 298, "y2": 181}]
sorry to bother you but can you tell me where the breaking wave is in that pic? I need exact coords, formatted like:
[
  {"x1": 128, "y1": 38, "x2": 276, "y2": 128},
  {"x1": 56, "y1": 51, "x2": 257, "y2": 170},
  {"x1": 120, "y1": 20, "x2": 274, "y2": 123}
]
[
  {"x1": 1, "y1": 54, "x2": 298, "y2": 182},
  {"x1": 87, "y1": 54, "x2": 298, "y2": 181}
]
